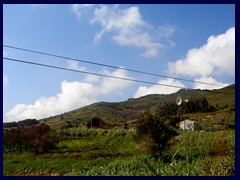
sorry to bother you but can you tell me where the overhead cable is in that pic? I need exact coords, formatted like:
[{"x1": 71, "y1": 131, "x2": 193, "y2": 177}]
[
  {"x1": 3, "y1": 44, "x2": 226, "y2": 87},
  {"x1": 3, "y1": 57, "x2": 185, "y2": 89},
  {"x1": 3, "y1": 57, "x2": 234, "y2": 96}
]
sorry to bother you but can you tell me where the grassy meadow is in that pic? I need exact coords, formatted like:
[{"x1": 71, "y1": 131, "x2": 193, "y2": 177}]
[
  {"x1": 3, "y1": 85, "x2": 235, "y2": 176},
  {"x1": 3, "y1": 127, "x2": 235, "y2": 176}
]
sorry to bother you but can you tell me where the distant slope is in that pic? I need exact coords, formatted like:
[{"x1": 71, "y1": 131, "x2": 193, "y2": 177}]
[
  {"x1": 205, "y1": 84, "x2": 235, "y2": 109},
  {"x1": 40, "y1": 84, "x2": 235, "y2": 128},
  {"x1": 40, "y1": 94, "x2": 166, "y2": 128}
]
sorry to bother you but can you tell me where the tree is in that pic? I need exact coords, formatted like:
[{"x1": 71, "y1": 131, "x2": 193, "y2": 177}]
[
  {"x1": 3, "y1": 123, "x2": 57, "y2": 153},
  {"x1": 136, "y1": 110, "x2": 178, "y2": 160},
  {"x1": 3, "y1": 119, "x2": 39, "y2": 128}
]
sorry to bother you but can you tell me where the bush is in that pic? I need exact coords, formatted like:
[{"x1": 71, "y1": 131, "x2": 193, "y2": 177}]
[
  {"x1": 3, "y1": 123, "x2": 57, "y2": 154},
  {"x1": 136, "y1": 110, "x2": 178, "y2": 160}
]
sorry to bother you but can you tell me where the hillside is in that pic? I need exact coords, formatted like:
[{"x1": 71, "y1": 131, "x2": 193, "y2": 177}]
[{"x1": 39, "y1": 84, "x2": 235, "y2": 129}]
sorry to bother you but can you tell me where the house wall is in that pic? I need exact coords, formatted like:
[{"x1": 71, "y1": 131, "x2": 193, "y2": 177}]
[{"x1": 180, "y1": 120, "x2": 199, "y2": 131}]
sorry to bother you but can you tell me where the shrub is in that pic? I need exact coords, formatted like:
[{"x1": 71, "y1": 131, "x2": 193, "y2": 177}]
[
  {"x1": 3, "y1": 123, "x2": 57, "y2": 154},
  {"x1": 136, "y1": 110, "x2": 178, "y2": 160}
]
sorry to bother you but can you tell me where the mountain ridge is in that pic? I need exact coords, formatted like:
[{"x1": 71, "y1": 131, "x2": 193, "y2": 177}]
[{"x1": 39, "y1": 84, "x2": 235, "y2": 128}]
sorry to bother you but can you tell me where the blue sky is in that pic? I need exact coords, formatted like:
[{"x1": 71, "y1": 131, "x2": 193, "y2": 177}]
[{"x1": 3, "y1": 4, "x2": 235, "y2": 122}]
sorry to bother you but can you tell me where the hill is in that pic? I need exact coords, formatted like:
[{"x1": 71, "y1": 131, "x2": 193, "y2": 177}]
[{"x1": 39, "y1": 84, "x2": 235, "y2": 129}]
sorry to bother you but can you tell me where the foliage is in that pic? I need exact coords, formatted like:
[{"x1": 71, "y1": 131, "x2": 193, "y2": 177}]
[
  {"x1": 4, "y1": 153, "x2": 234, "y2": 176},
  {"x1": 156, "y1": 96, "x2": 210, "y2": 119},
  {"x1": 3, "y1": 127, "x2": 235, "y2": 176},
  {"x1": 3, "y1": 119, "x2": 39, "y2": 128},
  {"x1": 169, "y1": 130, "x2": 235, "y2": 162},
  {"x1": 3, "y1": 84, "x2": 235, "y2": 176},
  {"x1": 39, "y1": 84, "x2": 234, "y2": 130},
  {"x1": 136, "y1": 110, "x2": 178, "y2": 159},
  {"x1": 3, "y1": 123, "x2": 57, "y2": 154},
  {"x1": 70, "y1": 155, "x2": 234, "y2": 176}
]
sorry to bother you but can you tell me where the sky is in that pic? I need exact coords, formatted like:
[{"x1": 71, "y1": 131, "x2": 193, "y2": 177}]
[{"x1": 3, "y1": 4, "x2": 235, "y2": 122}]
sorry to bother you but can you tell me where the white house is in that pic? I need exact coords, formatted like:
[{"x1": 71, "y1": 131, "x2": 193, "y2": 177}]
[{"x1": 180, "y1": 119, "x2": 200, "y2": 131}]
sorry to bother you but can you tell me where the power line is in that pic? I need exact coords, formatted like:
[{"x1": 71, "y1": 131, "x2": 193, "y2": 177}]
[
  {"x1": 3, "y1": 57, "x2": 234, "y2": 96},
  {"x1": 3, "y1": 44, "x2": 225, "y2": 87},
  {"x1": 3, "y1": 57, "x2": 184, "y2": 89}
]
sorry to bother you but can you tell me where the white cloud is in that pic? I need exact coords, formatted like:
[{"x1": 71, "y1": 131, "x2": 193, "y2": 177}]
[
  {"x1": 85, "y1": 74, "x2": 101, "y2": 83},
  {"x1": 134, "y1": 78, "x2": 185, "y2": 98},
  {"x1": 6, "y1": 68, "x2": 133, "y2": 121},
  {"x1": 89, "y1": 5, "x2": 174, "y2": 58},
  {"x1": 193, "y1": 76, "x2": 229, "y2": 90},
  {"x1": 168, "y1": 27, "x2": 235, "y2": 77},
  {"x1": 3, "y1": 73, "x2": 8, "y2": 86},
  {"x1": 100, "y1": 68, "x2": 133, "y2": 94},
  {"x1": 71, "y1": 4, "x2": 175, "y2": 58},
  {"x1": 67, "y1": 60, "x2": 87, "y2": 71},
  {"x1": 6, "y1": 81, "x2": 97, "y2": 121},
  {"x1": 71, "y1": 4, "x2": 95, "y2": 17}
]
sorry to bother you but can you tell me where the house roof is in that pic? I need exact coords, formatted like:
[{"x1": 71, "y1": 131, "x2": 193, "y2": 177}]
[
  {"x1": 180, "y1": 119, "x2": 199, "y2": 123},
  {"x1": 206, "y1": 115, "x2": 214, "y2": 118}
]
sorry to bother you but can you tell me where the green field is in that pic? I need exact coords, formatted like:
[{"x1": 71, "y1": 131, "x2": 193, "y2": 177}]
[
  {"x1": 3, "y1": 128, "x2": 235, "y2": 176},
  {"x1": 3, "y1": 85, "x2": 235, "y2": 176}
]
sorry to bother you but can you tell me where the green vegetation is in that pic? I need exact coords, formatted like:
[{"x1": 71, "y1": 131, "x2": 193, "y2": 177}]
[
  {"x1": 3, "y1": 119, "x2": 39, "y2": 128},
  {"x1": 136, "y1": 110, "x2": 178, "y2": 159},
  {"x1": 38, "y1": 84, "x2": 234, "y2": 130},
  {"x1": 4, "y1": 124, "x2": 57, "y2": 154},
  {"x1": 3, "y1": 84, "x2": 235, "y2": 176},
  {"x1": 3, "y1": 128, "x2": 235, "y2": 176}
]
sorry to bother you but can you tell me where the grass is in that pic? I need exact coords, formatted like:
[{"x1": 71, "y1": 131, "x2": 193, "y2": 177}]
[
  {"x1": 168, "y1": 130, "x2": 235, "y2": 161},
  {"x1": 3, "y1": 128, "x2": 235, "y2": 176}
]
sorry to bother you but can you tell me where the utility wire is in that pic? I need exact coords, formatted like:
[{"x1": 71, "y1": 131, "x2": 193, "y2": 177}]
[
  {"x1": 3, "y1": 57, "x2": 185, "y2": 89},
  {"x1": 3, "y1": 57, "x2": 234, "y2": 96},
  {"x1": 3, "y1": 44, "x2": 225, "y2": 87}
]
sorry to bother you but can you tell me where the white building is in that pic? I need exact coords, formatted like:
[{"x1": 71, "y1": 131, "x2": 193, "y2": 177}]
[{"x1": 180, "y1": 119, "x2": 200, "y2": 131}]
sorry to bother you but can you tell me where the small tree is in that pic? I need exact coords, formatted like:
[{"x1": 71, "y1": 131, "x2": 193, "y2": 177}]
[{"x1": 136, "y1": 110, "x2": 178, "y2": 160}]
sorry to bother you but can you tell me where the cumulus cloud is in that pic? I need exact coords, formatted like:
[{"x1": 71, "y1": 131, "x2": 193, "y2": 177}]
[
  {"x1": 100, "y1": 68, "x2": 133, "y2": 94},
  {"x1": 134, "y1": 78, "x2": 185, "y2": 98},
  {"x1": 193, "y1": 76, "x2": 229, "y2": 90},
  {"x1": 168, "y1": 27, "x2": 235, "y2": 77},
  {"x1": 6, "y1": 81, "x2": 97, "y2": 121},
  {"x1": 85, "y1": 74, "x2": 101, "y2": 83},
  {"x1": 6, "y1": 68, "x2": 133, "y2": 121}
]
